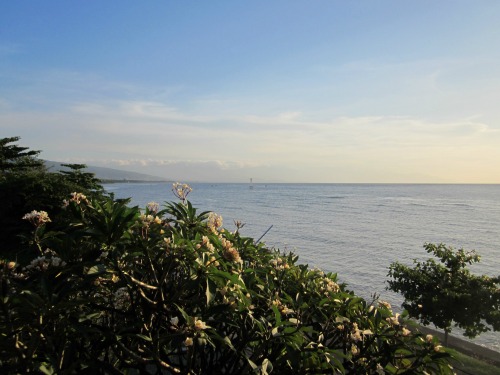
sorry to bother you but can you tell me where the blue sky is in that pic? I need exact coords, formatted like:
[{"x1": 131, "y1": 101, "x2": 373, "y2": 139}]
[{"x1": 2, "y1": 1, "x2": 500, "y2": 182}]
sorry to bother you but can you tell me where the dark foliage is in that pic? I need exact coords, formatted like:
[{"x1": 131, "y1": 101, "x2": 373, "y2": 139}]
[{"x1": 388, "y1": 243, "x2": 500, "y2": 343}]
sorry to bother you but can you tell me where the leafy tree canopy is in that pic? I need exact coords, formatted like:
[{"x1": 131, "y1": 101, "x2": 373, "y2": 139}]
[{"x1": 388, "y1": 243, "x2": 500, "y2": 343}]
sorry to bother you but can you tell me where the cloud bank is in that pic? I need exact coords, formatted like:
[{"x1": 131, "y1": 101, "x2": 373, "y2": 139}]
[{"x1": 2, "y1": 86, "x2": 499, "y2": 183}]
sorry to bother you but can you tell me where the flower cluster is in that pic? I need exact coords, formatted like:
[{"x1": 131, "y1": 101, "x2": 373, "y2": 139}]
[
  {"x1": 319, "y1": 276, "x2": 340, "y2": 296},
  {"x1": 422, "y1": 334, "x2": 444, "y2": 352},
  {"x1": 207, "y1": 212, "x2": 223, "y2": 234},
  {"x1": 75, "y1": 192, "x2": 89, "y2": 204},
  {"x1": 136, "y1": 213, "x2": 163, "y2": 239},
  {"x1": 402, "y1": 327, "x2": 412, "y2": 336},
  {"x1": 22, "y1": 210, "x2": 51, "y2": 227},
  {"x1": 172, "y1": 182, "x2": 192, "y2": 203},
  {"x1": 194, "y1": 319, "x2": 207, "y2": 331},
  {"x1": 71, "y1": 192, "x2": 89, "y2": 204},
  {"x1": 180, "y1": 318, "x2": 209, "y2": 347},
  {"x1": 386, "y1": 312, "x2": 400, "y2": 326},
  {"x1": 138, "y1": 214, "x2": 162, "y2": 228},
  {"x1": 270, "y1": 257, "x2": 290, "y2": 270},
  {"x1": 24, "y1": 255, "x2": 66, "y2": 272},
  {"x1": 196, "y1": 235, "x2": 215, "y2": 253},
  {"x1": 378, "y1": 300, "x2": 392, "y2": 310},
  {"x1": 146, "y1": 201, "x2": 160, "y2": 214},
  {"x1": 349, "y1": 322, "x2": 372, "y2": 342},
  {"x1": 220, "y1": 237, "x2": 242, "y2": 264},
  {"x1": 271, "y1": 297, "x2": 294, "y2": 316},
  {"x1": 325, "y1": 278, "x2": 340, "y2": 293},
  {"x1": 62, "y1": 192, "x2": 90, "y2": 208},
  {"x1": 196, "y1": 236, "x2": 219, "y2": 267}
]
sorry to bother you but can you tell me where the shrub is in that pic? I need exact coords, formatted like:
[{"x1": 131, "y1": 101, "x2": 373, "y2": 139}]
[{"x1": 0, "y1": 185, "x2": 453, "y2": 374}]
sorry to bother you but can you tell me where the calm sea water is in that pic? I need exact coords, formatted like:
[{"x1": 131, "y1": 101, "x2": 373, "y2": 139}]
[{"x1": 103, "y1": 182, "x2": 500, "y2": 351}]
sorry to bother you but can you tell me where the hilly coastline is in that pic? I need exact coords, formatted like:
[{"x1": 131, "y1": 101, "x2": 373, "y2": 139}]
[{"x1": 44, "y1": 161, "x2": 170, "y2": 183}]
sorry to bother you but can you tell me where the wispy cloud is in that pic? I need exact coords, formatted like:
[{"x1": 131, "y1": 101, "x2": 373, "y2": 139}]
[
  {"x1": 1, "y1": 62, "x2": 500, "y2": 183},
  {"x1": 4, "y1": 93, "x2": 498, "y2": 183}
]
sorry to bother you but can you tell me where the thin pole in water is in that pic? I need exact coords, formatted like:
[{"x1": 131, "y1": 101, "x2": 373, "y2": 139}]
[{"x1": 255, "y1": 225, "x2": 273, "y2": 244}]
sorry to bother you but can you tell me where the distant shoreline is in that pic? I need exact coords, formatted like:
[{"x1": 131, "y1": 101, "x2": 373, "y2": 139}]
[
  {"x1": 101, "y1": 181, "x2": 500, "y2": 185},
  {"x1": 100, "y1": 179, "x2": 171, "y2": 184}
]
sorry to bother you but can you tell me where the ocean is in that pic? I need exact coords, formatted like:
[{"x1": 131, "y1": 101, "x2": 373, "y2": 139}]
[{"x1": 103, "y1": 182, "x2": 500, "y2": 351}]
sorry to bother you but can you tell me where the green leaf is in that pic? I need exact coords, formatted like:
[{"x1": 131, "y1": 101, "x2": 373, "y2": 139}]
[
  {"x1": 37, "y1": 363, "x2": 55, "y2": 375},
  {"x1": 87, "y1": 264, "x2": 106, "y2": 275},
  {"x1": 135, "y1": 334, "x2": 152, "y2": 342},
  {"x1": 206, "y1": 278, "x2": 216, "y2": 306},
  {"x1": 78, "y1": 312, "x2": 102, "y2": 322}
]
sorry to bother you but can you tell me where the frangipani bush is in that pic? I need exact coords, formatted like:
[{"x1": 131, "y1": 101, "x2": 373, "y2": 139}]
[{"x1": 0, "y1": 185, "x2": 453, "y2": 374}]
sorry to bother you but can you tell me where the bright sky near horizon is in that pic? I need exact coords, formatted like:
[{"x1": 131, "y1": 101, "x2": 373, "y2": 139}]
[{"x1": 1, "y1": 1, "x2": 500, "y2": 183}]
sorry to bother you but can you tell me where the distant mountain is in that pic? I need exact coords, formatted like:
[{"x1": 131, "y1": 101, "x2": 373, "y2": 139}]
[{"x1": 44, "y1": 161, "x2": 170, "y2": 182}]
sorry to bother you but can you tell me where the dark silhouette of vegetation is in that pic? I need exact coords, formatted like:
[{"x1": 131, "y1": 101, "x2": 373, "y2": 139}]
[
  {"x1": 388, "y1": 243, "x2": 500, "y2": 345},
  {"x1": 0, "y1": 136, "x2": 104, "y2": 260},
  {"x1": 0, "y1": 138, "x2": 457, "y2": 373},
  {"x1": 0, "y1": 136, "x2": 44, "y2": 175},
  {"x1": 58, "y1": 163, "x2": 104, "y2": 192}
]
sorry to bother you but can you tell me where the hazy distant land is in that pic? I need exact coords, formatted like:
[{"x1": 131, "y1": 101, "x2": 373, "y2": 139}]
[{"x1": 44, "y1": 161, "x2": 170, "y2": 183}]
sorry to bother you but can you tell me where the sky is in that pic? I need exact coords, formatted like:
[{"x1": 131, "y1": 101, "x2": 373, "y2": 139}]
[{"x1": 1, "y1": 1, "x2": 500, "y2": 183}]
